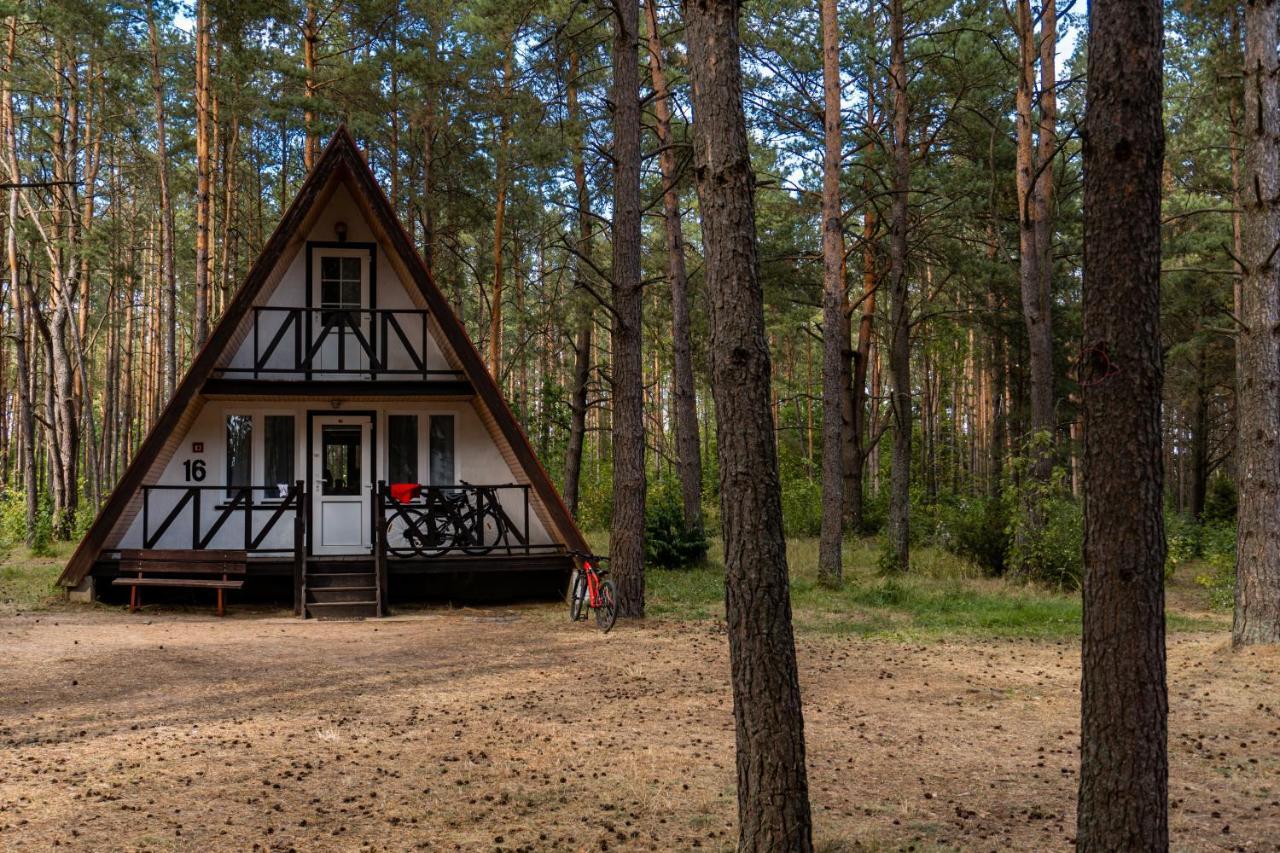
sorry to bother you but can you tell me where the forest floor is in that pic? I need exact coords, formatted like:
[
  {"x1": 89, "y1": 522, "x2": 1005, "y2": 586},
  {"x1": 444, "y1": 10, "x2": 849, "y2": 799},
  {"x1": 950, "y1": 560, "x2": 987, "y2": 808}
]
[{"x1": 0, "y1": 544, "x2": 1276, "y2": 851}]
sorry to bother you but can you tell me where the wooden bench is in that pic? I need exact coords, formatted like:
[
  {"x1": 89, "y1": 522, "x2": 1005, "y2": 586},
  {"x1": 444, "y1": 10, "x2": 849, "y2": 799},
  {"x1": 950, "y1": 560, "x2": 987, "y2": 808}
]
[{"x1": 112, "y1": 549, "x2": 248, "y2": 616}]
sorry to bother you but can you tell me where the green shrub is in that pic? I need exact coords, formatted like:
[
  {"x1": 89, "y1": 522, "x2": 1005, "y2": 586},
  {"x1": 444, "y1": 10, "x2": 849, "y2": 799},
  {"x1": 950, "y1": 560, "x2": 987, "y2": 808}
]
[
  {"x1": 937, "y1": 496, "x2": 1010, "y2": 576},
  {"x1": 780, "y1": 477, "x2": 822, "y2": 537},
  {"x1": 0, "y1": 490, "x2": 54, "y2": 554},
  {"x1": 0, "y1": 490, "x2": 29, "y2": 547},
  {"x1": 1006, "y1": 494, "x2": 1083, "y2": 588},
  {"x1": 1202, "y1": 474, "x2": 1237, "y2": 525},
  {"x1": 644, "y1": 480, "x2": 708, "y2": 569},
  {"x1": 1194, "y1": 522, "x2": 1236, "y2": 610},
  {"x1": 1164, "y1": 510, "x2": 1201, "y2": 578},
  {"x1": 1003, "y1": 434, "x2": 1083, "y2": 587},
  {"x1": 574, "y1": 464, "x2": 614, "y2": 531}
]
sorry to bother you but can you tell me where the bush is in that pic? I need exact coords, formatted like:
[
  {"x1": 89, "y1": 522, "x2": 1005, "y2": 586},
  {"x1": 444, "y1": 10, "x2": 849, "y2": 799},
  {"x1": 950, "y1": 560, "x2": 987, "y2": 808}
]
[
  {"x1": 1203, "y1": 474, "x2": 1237, "y2": 525},
  {"x1": 780, "y1": 477, "x2": 822, "y2": 538},
  {"x1": 574, "y1": 464, "x2": 614, "y2": 531},
  {"x1": 1194, "y1": 522, "x2": 1236, "y2": 610},
  {"x1": 1164, "y1": 509, "x2": 1201, "y2": 577},
  {"x1": 644, "y1": 480, "x2": 708, "y2": 569},
  {"x1": 937, "y1": 496, "x2": 1010, "y2": 576},
  {"x1": 1006, "y1": 493, "x2": 1084, "y2": 588},
  {"x1": 0, "y1": 490, "x2": 54, "y2": 554}
]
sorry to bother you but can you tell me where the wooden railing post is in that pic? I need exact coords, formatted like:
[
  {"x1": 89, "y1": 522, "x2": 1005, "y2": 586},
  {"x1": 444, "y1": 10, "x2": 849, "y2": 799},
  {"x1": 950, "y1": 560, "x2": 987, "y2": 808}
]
[
  {"x1": 293, "y1": 480, "x2": 305, "y2": 616},
  {"x1": 374, "y1": 480, "x2": 387, "y2": 616}
]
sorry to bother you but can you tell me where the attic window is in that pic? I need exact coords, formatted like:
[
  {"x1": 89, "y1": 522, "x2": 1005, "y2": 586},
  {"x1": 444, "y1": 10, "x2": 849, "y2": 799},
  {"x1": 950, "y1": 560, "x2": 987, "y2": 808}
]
[{"x1": 320, "y1": 256, "x2": 362, "y2": 315}]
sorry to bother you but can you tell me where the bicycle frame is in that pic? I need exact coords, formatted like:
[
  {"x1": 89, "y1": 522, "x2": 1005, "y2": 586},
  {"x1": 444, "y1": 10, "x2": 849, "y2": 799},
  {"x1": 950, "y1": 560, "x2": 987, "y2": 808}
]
[{"x1": 582, "y1": 559, "x2": 606, "y2": 608}]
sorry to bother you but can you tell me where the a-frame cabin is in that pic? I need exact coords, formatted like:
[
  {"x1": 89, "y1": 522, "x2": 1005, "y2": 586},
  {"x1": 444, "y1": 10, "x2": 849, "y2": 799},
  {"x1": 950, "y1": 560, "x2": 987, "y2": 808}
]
[{"x1": 58, "y1": 128, "x2": 587, "y2": 619}]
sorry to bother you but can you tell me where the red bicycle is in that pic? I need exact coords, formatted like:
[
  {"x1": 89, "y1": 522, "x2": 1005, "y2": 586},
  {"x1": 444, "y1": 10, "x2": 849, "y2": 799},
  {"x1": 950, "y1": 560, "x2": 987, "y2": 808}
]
[{"x1": 567, "y1": 551, "x2": 617, "y2": 632}]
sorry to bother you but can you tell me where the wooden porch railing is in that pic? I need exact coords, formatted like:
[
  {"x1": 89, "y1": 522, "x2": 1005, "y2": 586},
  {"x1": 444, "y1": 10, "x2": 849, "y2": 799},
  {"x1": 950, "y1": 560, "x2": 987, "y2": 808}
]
[
  {"x1": 140, "y1": 482, "x2": 306, "y2": 553},
  {"x1": 375, "y1": 481, "x2": 559, "y2": 561}
]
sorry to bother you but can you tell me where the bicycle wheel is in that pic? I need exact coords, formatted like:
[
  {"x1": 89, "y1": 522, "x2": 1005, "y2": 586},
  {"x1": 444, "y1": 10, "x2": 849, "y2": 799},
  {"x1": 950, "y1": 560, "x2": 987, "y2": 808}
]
[
  {"x1": 594, "y1": 578, "x2": 618, "y2": 633},
  {"x1": 568, "y1": 569, "x2": 588, "y2": 622},
  {"x1": 391, "y1": 506, "x2": 452, "y2": 558},
  {"x1": 460, "y1": 506, "x2": 505, "y2": 556}
]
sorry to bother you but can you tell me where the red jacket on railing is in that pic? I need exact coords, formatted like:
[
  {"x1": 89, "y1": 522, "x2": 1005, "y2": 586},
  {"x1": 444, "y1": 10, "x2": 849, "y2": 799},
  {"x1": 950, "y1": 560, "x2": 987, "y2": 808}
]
[{"x1": 388, "y1": 483, "x2": 422, "y2": 503}]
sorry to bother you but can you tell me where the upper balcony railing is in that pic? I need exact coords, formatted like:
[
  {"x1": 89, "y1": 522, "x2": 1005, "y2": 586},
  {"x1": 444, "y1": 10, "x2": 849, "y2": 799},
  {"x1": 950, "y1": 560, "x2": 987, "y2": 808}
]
[{"x1": 216, "y1": 306, "x2": 464, "y2": 381}]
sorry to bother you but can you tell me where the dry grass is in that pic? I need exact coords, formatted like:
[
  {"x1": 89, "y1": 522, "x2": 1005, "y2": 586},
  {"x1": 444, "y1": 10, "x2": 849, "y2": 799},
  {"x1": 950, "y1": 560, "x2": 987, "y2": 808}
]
[{"x1": 0, "y1": 600, "x2": 1275, "y2": 851}]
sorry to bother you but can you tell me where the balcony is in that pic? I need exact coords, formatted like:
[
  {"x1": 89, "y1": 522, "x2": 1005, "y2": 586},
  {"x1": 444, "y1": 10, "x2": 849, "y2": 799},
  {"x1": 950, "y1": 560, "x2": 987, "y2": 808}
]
[{"x1": 207, "y1": 306, "x2": 470, "y2": 393}]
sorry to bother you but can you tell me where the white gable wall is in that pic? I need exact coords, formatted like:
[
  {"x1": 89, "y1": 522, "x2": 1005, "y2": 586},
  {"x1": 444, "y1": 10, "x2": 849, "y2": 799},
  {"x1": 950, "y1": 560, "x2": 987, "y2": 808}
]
[
  {"x1": 114, "y1": 400, "x2": 554, "y2": 553},
  {"x1": 223, "y1": 185, "x2": 451, "y2": 377}
]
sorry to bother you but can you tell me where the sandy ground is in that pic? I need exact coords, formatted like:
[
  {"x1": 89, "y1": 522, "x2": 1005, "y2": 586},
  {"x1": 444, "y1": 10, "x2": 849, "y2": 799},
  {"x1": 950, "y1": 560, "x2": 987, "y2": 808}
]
[{"x1": 0, "y1": 606, "x2": 1276, "y2": 852}]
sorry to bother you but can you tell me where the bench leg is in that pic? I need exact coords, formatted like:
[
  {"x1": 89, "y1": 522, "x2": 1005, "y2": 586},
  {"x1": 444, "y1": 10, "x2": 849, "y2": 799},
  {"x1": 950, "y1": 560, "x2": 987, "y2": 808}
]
[
  {"x1": 130, "y1": 584, "x2": 138, "y2": 613},
  {"x1": 216, "y1": 587, "x2": 225, "y2": 617}
]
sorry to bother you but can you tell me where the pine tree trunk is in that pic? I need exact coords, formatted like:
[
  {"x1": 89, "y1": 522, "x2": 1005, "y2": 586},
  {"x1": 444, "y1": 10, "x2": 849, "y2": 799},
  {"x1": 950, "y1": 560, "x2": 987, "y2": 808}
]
[
  {"x1": 817, "y1": 0, "x2": 844, "y2": 585},
  {"x1": 686, "y1": 0, "x2": 813, "y2": 846},
  {"x1": 193, "y1": 0, "x2": 211, "y2": 350},
  {"x1": 610, "y1": 0, "x2": 646, "y2": 617},
  {"x1": 1234, "y1": 0, "x2": 1280, "y2": 646},
  {"x1": 1189, "y1": 348, "x2": 1209, "y2": 521},
  {"x1": 2, "y1": 19, "x2": 36, "y2": 541},
  {"x1": 562, "y1": 50, "x2": 593, "y2": 518},
  {"x1": 220, "y1": 115, "x2": 240, "y2": 315},
  {"x1": 147, "y1": 9, "x2": 176, "y2": 399},
  {"x1": 645, "y1": 0, "x2": 703, "y2": 533},
  {"x1": 489, "y1": 39, "x2": 513, "y2": 377},
  {"x1": 303, "y1": 1, "x2": 318, "y2": 171},
  {"x1": 1015, "y1": 0, "x2": 1054, "y2": 456},
  {"x1": 1077, "y1": 0, "x2": 1168, "y2": 846},
  {"x1": 886, "y1": 0, "x2": 911, "y2": 572}
]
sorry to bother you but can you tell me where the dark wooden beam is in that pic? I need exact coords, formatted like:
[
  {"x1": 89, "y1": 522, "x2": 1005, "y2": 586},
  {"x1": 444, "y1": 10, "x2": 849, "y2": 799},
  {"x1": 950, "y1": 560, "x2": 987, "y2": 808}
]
[{"x1": 201, "y1": 378, "x2": 474, "y2": 398}]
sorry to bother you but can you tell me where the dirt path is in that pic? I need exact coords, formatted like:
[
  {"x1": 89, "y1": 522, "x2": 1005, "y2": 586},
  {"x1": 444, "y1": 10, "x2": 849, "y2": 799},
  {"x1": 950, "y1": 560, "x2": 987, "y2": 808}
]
[{"x1": 0, "y1": 607, "x2": 1276, "y2": 851}]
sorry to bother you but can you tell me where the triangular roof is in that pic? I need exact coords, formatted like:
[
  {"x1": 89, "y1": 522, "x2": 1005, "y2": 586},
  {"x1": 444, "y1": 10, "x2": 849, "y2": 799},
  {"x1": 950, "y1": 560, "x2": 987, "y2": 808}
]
[{"x1": 60, "y1": 127, "x2": 587, "y2": 588}]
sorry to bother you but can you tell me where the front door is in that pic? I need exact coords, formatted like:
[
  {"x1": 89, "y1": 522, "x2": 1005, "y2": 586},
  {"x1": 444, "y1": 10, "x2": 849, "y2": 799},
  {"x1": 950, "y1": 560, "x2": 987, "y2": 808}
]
[{"x1": 312, "y1": 415, "x2": 372, "y2": 555}]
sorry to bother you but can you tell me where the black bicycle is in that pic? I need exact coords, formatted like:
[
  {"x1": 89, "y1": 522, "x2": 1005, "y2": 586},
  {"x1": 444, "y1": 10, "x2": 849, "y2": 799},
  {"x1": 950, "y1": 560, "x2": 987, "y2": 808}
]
[{"x1": 384, "y1": 483, "x2": 525, "y2": 558}]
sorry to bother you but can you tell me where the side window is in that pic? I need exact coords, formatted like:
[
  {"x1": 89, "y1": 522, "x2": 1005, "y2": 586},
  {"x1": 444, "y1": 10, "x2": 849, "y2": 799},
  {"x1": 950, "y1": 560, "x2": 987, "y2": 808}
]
[
  {"x1": 429, "y1": 415, "x2": 455, "y2": 486},
  {"x1": 264, "y1": 415, "x2": 295, "y2": 497},
  {"x1": 388, "y1": 415, "x2": 418, "y2": 484},
  {"x1": 226, "y1": 414, "x2": 253, "y2": 496}
]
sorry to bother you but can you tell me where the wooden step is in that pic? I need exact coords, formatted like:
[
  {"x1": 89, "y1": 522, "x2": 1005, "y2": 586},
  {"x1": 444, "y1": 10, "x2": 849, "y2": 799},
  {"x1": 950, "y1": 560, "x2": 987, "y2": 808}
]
[
  {"x1": 306, "y1": 571, "x2": 375, "y2": 588},
  {"x1": 305, "y1": 600, "x2": 379, "y2": 621},
  {"x1": 307, "y1": 585, "x2": 376, "y2": 604},
  {"x1": 306, "y1": 557, "x2": 375, "y2": 572}
]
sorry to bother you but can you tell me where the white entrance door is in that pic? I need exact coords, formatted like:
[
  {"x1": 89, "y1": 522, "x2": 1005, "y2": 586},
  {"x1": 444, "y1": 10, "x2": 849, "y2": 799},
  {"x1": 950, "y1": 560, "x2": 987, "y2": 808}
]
[
  {"x1": 311, "y1": 248, "x2": 370, "y2": 376},
  {"x1": 312, "y1": 415, "x2": 372, "y2": 555}
]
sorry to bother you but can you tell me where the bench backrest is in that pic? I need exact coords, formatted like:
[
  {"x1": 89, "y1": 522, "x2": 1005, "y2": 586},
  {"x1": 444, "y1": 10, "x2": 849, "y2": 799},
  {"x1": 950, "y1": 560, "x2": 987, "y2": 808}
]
[{"x1": 118, "y1": 549, "x2": 247, "y2": 576}]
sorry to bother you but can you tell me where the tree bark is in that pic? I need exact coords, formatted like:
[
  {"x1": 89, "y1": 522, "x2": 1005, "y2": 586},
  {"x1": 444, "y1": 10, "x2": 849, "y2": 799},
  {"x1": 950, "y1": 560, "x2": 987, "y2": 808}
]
[
  {"x1": 489, "y1": 37, "x2": 514, "y2": 377},
  {"x1": 1077, "y1": 0, "x2": 1168, "y2": 847},
  {"x1": 610, "y1": 0, "x2": 646, "y2": 617},
  {"x1": 562, "y1": 50, "x2": 593, "y2": 518},
  {"x1": 885, "y1": 0, "x2": 911, "y2": 572},
  {"x1": 303, "y1": 1, "x2": 318, "y2": 171},
  {"x1": 1189, "y1": 347, "x2": 1209, "y2": 522},
  {"x1": 1015, "y1": 0, "x2": 1054, "y2": 453},
  {"x1": 2, "y1": 17, "x2": 36, "y2": 542},
  {"x1": 645, "y1": 0, "x2": 703, "y2": 533},
  {"x1": 1234, "y1": 0, "x2": 1280, "y2": 646},
  {"x1": 194, "y1": 0, "x2": 211, "y2": 349},
  {"x1": 817, "y1": 0, "x2": 845, "y2": 585},
  {"x1": 147, "y1": 8, "x2": 176, "y2": 399},
  {"x1": 685, "y1": 0, "x2": 814, "y2": 846}
]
